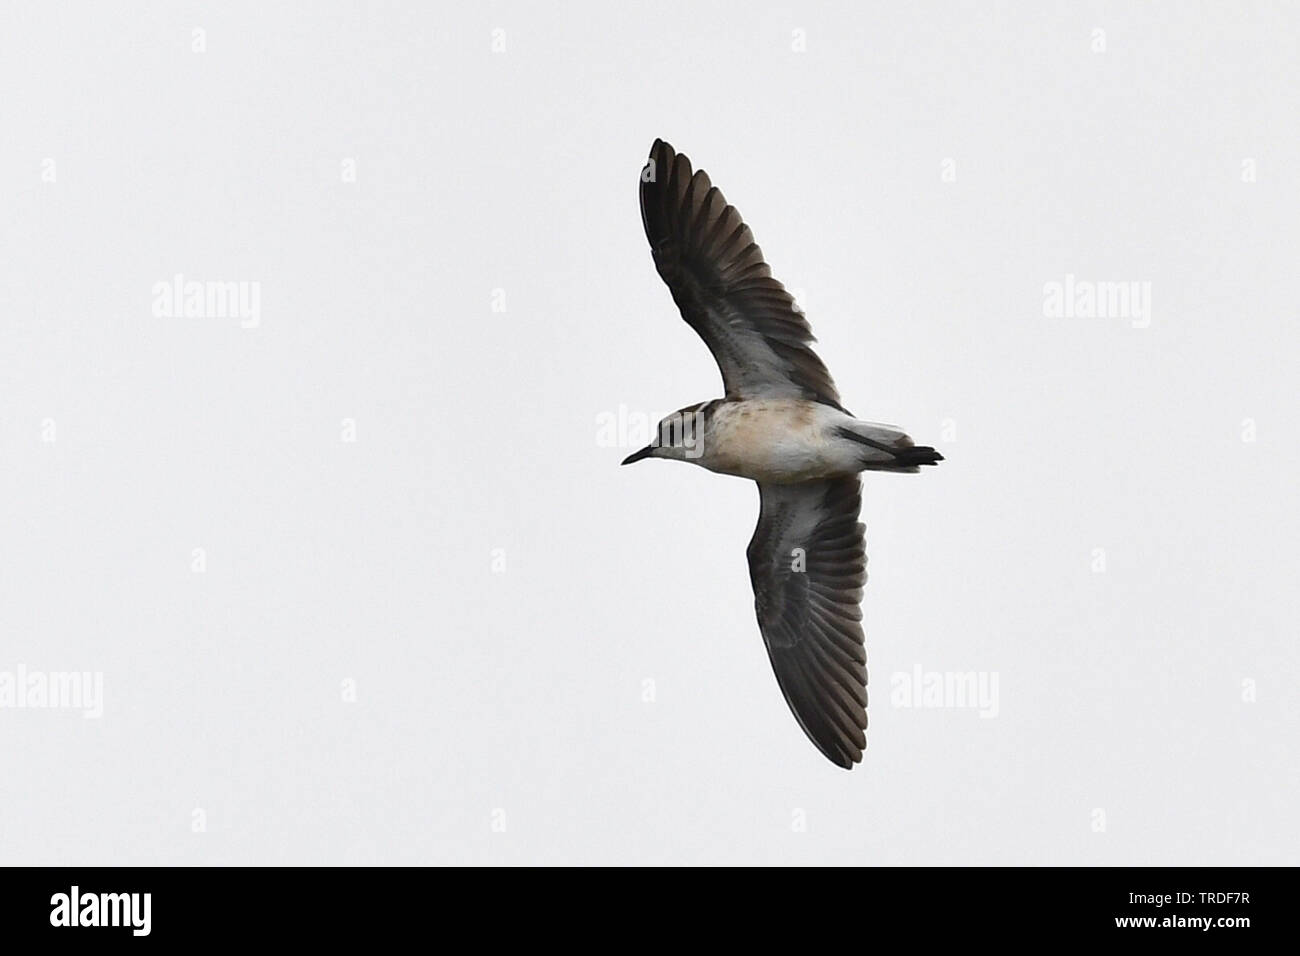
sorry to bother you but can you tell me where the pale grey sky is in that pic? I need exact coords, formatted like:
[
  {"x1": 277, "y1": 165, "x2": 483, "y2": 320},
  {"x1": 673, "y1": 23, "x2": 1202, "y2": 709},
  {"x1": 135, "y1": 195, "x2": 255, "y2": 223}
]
[{"x1": 1, "y1": 1, "x2": 1296, "y2": 865}]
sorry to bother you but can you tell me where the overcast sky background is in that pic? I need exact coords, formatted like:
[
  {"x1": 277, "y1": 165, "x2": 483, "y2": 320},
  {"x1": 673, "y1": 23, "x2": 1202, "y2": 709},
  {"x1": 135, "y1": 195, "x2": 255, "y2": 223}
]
[{"x1": 1, "y1": 2, "x2": 1296, "y2": 865}]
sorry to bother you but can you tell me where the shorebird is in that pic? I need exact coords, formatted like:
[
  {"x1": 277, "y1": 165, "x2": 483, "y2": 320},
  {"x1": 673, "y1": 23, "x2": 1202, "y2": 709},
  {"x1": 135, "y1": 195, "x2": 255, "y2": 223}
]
[{"x1": 623, "y1": 139, "x2": 942, "y2": 769}]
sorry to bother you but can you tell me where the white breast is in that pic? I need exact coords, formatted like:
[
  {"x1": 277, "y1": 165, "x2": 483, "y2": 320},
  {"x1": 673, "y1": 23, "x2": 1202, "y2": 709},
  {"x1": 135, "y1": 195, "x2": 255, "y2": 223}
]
[{"x1": 701, "y1": 400, "x2": 860, "y2": 482}]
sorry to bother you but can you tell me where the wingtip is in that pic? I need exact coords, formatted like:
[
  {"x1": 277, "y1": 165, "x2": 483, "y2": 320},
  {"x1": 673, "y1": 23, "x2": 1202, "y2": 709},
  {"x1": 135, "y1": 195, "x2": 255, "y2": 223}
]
[
  {"x1": 816, "y1": 743, "x2": 862, "y2": 770},
  {"x1": 809, "y1": 717, "x2": 866, "y2": 771},
  {"x1": 648, "y1": 138, "x2": 677, "y2": 165}
]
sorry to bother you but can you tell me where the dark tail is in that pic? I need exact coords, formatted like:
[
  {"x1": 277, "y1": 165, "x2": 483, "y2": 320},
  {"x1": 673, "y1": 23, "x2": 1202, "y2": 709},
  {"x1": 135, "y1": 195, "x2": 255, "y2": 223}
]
[
  {"x1": 837, "y1": 427, "x2": 944, "y2": 473},
  {"x1": 891, "y1": 445, "x2": 944, "y2": 467}
]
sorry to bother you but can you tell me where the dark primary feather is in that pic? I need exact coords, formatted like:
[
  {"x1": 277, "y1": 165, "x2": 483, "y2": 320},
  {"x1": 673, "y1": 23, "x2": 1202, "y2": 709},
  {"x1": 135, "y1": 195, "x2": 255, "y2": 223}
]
[
  {"x1": 639, "y1": 139, "x2": 847, "y2": 412},
  {"x1": 747, "y1": 479, "x2": 868, "y2": 768}
]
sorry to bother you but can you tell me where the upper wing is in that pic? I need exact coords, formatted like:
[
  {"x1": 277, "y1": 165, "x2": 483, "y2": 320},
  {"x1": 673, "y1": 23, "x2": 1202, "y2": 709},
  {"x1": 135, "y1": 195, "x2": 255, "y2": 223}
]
[
  {"x1": 747, "y1": 478, "x2": 868, "y2": 768},
  {"x1": 639, "y1": 139, "x2": 846, "y2": 411}
]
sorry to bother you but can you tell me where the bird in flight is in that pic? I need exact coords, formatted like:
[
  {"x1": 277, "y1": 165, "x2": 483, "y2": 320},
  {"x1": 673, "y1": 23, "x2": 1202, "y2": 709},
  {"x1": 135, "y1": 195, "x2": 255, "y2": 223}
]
[{"x1": 623, "y1": 139, "x2": 942, "y2": 769}]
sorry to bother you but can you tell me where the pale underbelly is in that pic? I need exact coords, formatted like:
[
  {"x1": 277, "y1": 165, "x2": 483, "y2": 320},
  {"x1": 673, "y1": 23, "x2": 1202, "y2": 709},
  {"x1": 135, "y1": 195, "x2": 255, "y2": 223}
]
[
  {"x1": 700, "y1": 401, "x2": 861, "y2": 483},
  {"x1": 704, "y1": 446, "x2": 852, "y2": 482}
]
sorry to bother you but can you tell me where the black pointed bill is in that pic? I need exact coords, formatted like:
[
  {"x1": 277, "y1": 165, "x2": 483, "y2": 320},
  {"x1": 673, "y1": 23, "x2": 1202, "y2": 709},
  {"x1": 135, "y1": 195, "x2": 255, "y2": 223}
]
[{"x1": 620, "y1": 445, "x2": 654, "y2": 466}]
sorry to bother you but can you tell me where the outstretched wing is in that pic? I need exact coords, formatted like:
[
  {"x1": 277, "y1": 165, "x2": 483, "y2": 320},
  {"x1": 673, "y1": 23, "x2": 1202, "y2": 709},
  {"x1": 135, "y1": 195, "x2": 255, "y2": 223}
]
[
  {"x1": 747, "y1": 479, "x2": 868, "y2": 768},
  {"x1": 639, "y1": 138, "x2": 846, "y2": 411}
]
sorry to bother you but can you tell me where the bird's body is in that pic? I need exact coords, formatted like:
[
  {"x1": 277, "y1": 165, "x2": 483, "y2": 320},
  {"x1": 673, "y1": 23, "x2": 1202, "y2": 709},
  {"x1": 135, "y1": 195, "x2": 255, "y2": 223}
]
[
  {"x1": 703, "y1": 398, "x2": 847, "y2": 482},
  {"x1": 663, "y1": 398, "x2": 928, "y2": 483},
  {"x1": 623, "y1": 139, "x2": 941, "y2": 769}
]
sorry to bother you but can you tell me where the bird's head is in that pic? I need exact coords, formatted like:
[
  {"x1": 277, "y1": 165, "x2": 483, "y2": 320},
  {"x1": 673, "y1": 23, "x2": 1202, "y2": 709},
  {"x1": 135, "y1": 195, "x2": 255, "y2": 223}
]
[{"x1": 620, "y1": 406, "x2": 707, "y2": 465}]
